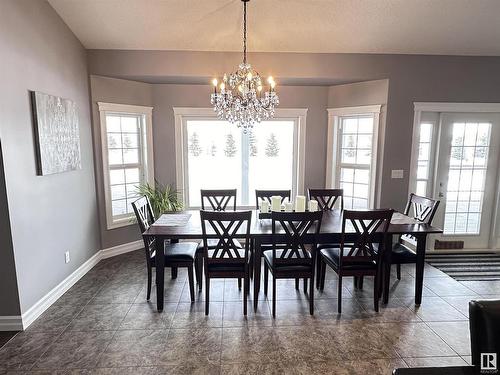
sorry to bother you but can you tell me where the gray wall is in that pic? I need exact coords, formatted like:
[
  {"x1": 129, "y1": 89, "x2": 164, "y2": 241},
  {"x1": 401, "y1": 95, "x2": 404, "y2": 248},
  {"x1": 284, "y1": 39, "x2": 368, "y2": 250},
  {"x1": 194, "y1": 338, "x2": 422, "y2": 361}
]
[
  {"x1": 89, "y1": 76, "x2": 153, "y2": 249},
  {"x1": 0, "y1": 141, "x2": 21, "y2": 316},
  {"x1": 0, "y1": 0, "x2": 100, "y2": 313},
  {"x1": 87, "y1": 50, "x2": 500, "y2": 212}
]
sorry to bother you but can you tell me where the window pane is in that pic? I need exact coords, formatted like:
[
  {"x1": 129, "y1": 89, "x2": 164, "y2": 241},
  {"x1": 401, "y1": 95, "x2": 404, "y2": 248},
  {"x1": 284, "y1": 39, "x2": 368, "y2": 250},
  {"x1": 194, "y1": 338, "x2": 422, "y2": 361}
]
[
  {"x1": 106, "y1": 116, "x2": 121, "y2": 132},
  {"x1": 416, "y1": 181, "x2": 427, "y2": 196},
  {"x1": 186, "y1": 120, "x2": 242, "y2": 206},
  {"x1": 121, "y1": 116, "x2": 139, "y2": 132},
  {"x1": 248, "y1": 121, "x2": 295, "y2": 203},
  {"x1": 108, "y1": 149, "x2": 123, "y2": 165},
  {"x1": 123, "y1": 133, "x2": 139, "y2": 148},
  {"x1": 108, "y1": 133, "x2": 122, "y2": 149},
  {"x1": 111, "y1": 184, "x2": 126, "y2": 200},
  {"x1": 125, "y1": 168, "x2": 140, "y2": 184},
  {"x1": 343, "y1": 118, "x2": 358, "y2": 133},
  {"x1": 341, "y1": 168, "x2": 354, "y2": 183},
  {"x1": 341, "y1": 149, "x2": 356, "y2": 164},
  {"x1": 123, "y1": 149, "x2": 139, "y2": 164},
  {"x1": 110, "y1": 169, "x2": 125, "y2": 185},
  {"x1": 112, "y1": 199, "x2": 127, "y2": 216},
  {"x1": 420, "y1": 123, "x2": 432, "y2": 143},
  {"x1": 358, "y1": 117, "x2": 373, "y2": 133}
]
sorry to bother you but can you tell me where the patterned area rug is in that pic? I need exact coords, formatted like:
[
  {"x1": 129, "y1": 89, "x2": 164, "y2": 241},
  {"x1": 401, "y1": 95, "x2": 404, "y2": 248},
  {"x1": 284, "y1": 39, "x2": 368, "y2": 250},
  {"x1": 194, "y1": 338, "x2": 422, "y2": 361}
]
[{"x1": 426, "y1": 252, "x2": 500, "y2": 281}]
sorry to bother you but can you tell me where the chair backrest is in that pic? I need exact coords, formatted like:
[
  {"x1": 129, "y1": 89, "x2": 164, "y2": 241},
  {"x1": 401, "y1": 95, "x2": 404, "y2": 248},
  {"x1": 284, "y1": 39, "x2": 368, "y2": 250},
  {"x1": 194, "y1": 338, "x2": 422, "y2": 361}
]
[
  {"x1": 308, "y1": 188, "x2": 344, "y2": 211},
  {"x1": 404, "y1": 193, "x2": 440, "y2": 225},
  {"x1": 271, "y1": 211, "x2": 323, "y2": 268},
  {"x1": 201, "y1": 189, "x2": 237, "y2": 211},
  {"x1": 401, "y1": 194, "x2": 440, "y2": 245},
  {"x1": 200, "y1": 210, "x2": 251, "y2": 267},
  {"x1": 132, "y1": 196, "x2": 156, "y2": 260},
  {"x1": 339, "y1": 209, "x2": 394, "y2": 268},
  {"x1": 255, "y1": 189, "x2": 291, "y2": 209}
]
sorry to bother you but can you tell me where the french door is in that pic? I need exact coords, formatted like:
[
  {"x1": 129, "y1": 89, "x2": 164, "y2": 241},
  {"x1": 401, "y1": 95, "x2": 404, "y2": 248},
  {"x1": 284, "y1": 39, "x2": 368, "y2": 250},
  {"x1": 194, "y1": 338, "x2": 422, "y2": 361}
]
[{"x1": 433, "y1": 113, "x2": 500, "y2": 249}]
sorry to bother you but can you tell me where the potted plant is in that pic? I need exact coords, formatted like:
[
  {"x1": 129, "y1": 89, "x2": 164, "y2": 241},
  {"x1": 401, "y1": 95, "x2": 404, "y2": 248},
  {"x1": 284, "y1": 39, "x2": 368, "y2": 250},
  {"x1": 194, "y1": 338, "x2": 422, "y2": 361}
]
[{"x1": 137, "y1": 181, "x2": 183, "y2": 218}]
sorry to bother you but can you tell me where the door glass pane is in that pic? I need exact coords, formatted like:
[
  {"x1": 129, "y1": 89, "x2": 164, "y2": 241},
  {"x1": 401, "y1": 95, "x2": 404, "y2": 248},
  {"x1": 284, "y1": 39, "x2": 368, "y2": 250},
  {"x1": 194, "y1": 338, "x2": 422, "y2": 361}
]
[{"x1": 444, "y1": 122, "x2": 491, "y2": 235}]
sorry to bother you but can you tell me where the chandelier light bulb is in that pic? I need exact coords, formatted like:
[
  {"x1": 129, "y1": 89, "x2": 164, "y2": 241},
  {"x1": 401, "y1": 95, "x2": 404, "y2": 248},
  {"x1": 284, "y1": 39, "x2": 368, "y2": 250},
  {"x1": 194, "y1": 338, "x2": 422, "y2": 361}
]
[
  {"x1": 212, "y1": 78, "x2": 218, "y2": 87},
  {"x1": 246, "y1": 72, "x2": 253, "y2": 80},
  {"x1": 267, "y1": 76, "x2": 274, "y2": 84},
  {"x1": 220, "y1": 82, "x2": 225, "y2": 91}
]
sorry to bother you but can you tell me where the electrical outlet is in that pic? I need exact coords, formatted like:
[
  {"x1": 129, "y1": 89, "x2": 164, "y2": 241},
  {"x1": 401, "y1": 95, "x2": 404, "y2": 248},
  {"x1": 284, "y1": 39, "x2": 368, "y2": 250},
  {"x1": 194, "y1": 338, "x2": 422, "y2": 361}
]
[{"x1": 65, "y1": 251, "x2": 70, "y2": 264}]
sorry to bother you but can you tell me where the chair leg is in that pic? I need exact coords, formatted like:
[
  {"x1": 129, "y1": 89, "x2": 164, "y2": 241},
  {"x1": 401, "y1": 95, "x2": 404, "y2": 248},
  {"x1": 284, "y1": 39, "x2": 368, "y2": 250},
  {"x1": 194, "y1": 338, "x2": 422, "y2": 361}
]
[
  {"x1": 272, "y1": 276, "x2": 277, "y2": 318},
  {"x1": 295, "y1": 278, "x2": 299, "y2": 290},
  {"x1": 263, "y1": 262, "x2": 268, "y2": 295},
  {"x1": 146, "y1": 266, "x2": 152, "y2": 301},
  {"x1": 337, "y1": 276, "x2": 343, "y2": 313},
  {"x1": 243, "y1": 273, "x2": 248, "y2": 316},
  {"x1": 309, "y1": 275, "x2": 314, "y2": 315},
  {"x1": 196, "y1": 254, "x2": 203, "y2": 291},
  {"x1": 187, "y1": 265, "x2": 195, "y2": 303},
  {"x1": 358, "y1": 276, "x2": 364, "y2": 290},
  {"x1": 205, "y1": 276, "x2": 210, "y2": 315},
  {"x1": 353, "y1": 276, "x2": 358, "y2": 289},
  {"x1": 171, "y1": 267, "x2": 178, "y2": 279},
  {"x1": 374, "y1": 273, "x2": 379, "y2": 312},
  {"x1": 238, "y1": 278, "x2": 242, "y2": 290},
  {"x1": 303, "y1": 278, "x2": 308, "y2": 293},
  {"x1": 396, "y1": 264, "x2": 401, "y2": 280},
  {"x1": 319, "y1": 259, "x2": 326, "y2": 291},
  {"x1": 316, "y1": 257, "x2": 322, "y2": 288}
]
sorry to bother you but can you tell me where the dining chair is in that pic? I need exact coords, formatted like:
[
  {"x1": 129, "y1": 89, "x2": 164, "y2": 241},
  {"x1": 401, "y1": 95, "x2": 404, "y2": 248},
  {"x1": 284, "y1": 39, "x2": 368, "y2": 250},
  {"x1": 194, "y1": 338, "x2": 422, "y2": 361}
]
[
  {"x1": 199, "y1": 189, "x2": 243, "y2": 291},
  {"x1": 132, "y1": 196, "x2": 199, "y2": 302},
  {"x1": 307, "y1": 188, "x2": 344, "y2": 211},
  {"x1": 308, "y1": 188, "x2": 344, "y2": 288},
  {"x1": 318, "y1": 209, "x2": 394, "y2": 313},
  {"x1": 390, "y1": 193, "x2": 440, "y2": 280},
  {"x1": 264, "y1": 210, "x2": 323, "y2": 317},
  {"x1": 200, "y1": 210, "x2": 252, "y2": 315},
  {"x1": 255, "y1": 189, "x2": 291, "y2": 209},
  {"x1": 201, "y1": 189, "x2": 237, "y2": 211}
]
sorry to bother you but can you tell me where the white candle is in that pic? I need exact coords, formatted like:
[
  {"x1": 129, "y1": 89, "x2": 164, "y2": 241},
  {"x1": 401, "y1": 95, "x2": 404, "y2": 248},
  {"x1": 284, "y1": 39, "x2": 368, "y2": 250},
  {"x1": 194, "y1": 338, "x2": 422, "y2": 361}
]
[
  {"x1": 308, "y1": 199, "x2": 318, "y2": 212},
  {"x1": 260, "y1": 200, "x2": 270, "y2": 213},
  {"x1": 284, "y1": 202, "x2": 294, "y2": 212},
  {"x1": 271, "y1": 196, "x2": 281, "y2": 212},
  {"x1": 295, "y1": 195, "x2": 306, "y2": 212}
]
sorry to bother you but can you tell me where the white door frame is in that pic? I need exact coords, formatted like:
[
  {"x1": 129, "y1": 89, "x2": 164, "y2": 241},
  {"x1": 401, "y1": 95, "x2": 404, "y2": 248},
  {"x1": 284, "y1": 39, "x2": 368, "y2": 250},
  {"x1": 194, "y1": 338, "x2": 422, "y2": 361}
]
[{"x1": 411, "y1": 102, "x2": 500, "y2": 251}]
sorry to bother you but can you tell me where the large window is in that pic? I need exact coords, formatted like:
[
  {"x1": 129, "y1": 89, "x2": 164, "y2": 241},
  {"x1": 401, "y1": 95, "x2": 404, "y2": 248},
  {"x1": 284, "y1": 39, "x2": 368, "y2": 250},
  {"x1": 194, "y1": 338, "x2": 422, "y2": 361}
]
[
  {"x1": 326, "y1": 106, "x2": 381, "y2": 209},
  {"x1": 98, "y1": 103, "x2": 154, "y2": 229},
  {"x1": 174, "y1": 108, "x2": 306, "y2": 208}
]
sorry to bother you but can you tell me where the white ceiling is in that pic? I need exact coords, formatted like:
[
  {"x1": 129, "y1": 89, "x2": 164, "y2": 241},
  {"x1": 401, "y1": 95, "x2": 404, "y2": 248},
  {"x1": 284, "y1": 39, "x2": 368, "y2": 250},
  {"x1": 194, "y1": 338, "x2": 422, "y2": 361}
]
[{"x1": 49, "y1": 0, "x2": 500, "y2": 56}]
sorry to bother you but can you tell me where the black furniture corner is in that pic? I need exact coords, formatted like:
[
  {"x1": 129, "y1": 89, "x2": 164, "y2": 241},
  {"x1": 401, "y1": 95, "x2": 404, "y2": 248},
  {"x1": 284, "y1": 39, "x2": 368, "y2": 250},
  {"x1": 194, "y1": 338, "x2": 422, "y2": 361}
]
[{"x1": 393, "y1": 298, "x2": 500, "y2": 374}]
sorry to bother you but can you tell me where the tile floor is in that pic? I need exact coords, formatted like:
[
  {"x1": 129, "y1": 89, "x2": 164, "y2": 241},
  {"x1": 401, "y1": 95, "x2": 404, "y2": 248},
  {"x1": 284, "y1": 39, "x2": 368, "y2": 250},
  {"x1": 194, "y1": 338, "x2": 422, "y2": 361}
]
[{"x1": 1, "y1": 250, "x2": 499, "y2": 374}]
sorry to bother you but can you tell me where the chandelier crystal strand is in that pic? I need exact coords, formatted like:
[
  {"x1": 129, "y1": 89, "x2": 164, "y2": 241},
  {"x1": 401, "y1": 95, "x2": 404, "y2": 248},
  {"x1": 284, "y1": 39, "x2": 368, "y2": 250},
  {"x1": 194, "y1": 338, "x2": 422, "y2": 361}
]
[{"x1": 210, "y1": 0, "x2": 279, "y2": 133}]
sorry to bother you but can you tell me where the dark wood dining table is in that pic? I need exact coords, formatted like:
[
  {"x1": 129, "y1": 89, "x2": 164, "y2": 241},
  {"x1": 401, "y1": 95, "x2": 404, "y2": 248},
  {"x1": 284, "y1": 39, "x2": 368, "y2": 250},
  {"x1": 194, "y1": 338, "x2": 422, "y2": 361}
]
[{"x1": 142, "y1": 209, "x2": 442, "y2": 312}]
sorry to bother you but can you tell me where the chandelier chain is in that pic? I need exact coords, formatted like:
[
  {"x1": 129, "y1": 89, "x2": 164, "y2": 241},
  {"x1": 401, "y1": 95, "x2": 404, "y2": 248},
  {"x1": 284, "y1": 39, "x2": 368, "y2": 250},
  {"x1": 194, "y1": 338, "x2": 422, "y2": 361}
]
[{"x1": 243, "y1": 0, "x2": 247, "y2": 64}]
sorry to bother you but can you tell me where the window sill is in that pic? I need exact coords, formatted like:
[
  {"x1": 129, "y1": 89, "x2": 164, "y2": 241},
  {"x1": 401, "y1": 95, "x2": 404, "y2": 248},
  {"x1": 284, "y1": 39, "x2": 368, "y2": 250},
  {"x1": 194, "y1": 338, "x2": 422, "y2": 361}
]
[{"x1": 106, "y1": 217, "x2": 136, "y2": 230}]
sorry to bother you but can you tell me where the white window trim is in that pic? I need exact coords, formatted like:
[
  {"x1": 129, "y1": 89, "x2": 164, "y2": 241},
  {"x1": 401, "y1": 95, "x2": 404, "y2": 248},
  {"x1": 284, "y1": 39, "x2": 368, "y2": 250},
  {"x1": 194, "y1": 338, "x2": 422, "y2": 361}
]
[
  {"x1": 173, "y1": 107, "x2": 307, "y2": 208},
  {"x1": 98, "y1": 102, "x2": 154, "y2": 229},
  {"x1": 326, "y1": 105, "x2": 382, "y2": 209}
]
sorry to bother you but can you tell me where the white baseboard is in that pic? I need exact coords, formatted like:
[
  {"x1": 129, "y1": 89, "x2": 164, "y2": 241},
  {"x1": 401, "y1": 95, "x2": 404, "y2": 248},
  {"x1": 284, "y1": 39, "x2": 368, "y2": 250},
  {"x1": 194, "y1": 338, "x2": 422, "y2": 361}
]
[
  {"x1": 20, "y1": 250, "x2": 102, "y2": 330},
  {"x1": 100, "y1": 240, "x2": 143, "y2": 259},
  {"x1": 1, "y1": 240, "x2": 144, "y2": 331},
  {"x1": 0, "y1": 316, "x2": 23, "y2": 331}
]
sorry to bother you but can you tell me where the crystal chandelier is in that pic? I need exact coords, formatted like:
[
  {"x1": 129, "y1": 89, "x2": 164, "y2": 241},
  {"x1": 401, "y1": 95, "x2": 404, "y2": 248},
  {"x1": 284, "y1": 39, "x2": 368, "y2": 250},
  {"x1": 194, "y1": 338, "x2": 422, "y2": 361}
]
[{"x1": 211, "y1": 0, "x2": 279, "y2": 133}]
